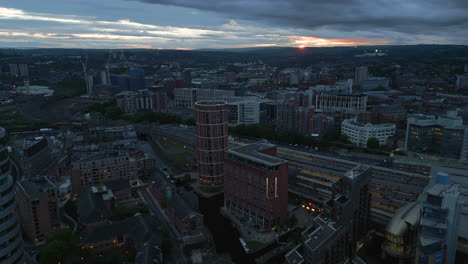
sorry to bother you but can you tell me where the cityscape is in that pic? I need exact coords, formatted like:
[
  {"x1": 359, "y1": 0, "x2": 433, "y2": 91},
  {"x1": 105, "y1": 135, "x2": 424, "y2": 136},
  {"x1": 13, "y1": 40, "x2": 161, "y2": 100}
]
[{"x1": 0, "y1": 1, "x2": 468, "y2": 264}]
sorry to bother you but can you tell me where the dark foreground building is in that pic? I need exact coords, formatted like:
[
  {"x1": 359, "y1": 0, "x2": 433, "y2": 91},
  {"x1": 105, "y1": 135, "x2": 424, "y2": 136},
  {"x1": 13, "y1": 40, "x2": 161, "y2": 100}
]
[{"x1": 224, "y1": 142, "x2": 288, "y2": 230}]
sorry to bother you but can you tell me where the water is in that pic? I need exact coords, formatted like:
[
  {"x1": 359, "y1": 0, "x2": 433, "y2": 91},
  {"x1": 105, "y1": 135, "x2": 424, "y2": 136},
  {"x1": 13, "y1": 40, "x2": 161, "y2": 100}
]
[{"x1": 198, "y1": 193, "x2": 256, "y2": 264}]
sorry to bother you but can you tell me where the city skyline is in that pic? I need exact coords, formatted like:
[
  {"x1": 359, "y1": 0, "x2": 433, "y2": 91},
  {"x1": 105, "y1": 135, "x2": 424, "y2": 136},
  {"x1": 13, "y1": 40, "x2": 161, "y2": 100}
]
[{"x1": 1, "y1": 0, "x2": 468, "y2": 49}]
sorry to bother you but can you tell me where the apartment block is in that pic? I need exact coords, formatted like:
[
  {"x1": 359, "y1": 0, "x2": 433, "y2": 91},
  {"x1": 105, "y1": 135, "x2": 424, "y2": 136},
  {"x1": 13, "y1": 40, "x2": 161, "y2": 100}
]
[
  {"x1": 71, "y1": 151, "x2": 138, "y2": 194},
  {"x1": 16, "y1": 176, "x2": 59, "y2": 244}
]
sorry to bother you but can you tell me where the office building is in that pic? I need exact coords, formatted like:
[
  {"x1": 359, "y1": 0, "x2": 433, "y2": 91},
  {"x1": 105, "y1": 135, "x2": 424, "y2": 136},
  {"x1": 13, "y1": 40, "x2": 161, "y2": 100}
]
[
  {"x1": 16, "y1": 176, "x2": 59, "y2": 244},
  {"x1": 315, "y1": 94, "x2": 367, "y2": 111},
  {"x1": 195, "y1": 101, "x2": 228, "y2": 185},
  {"x1": 0, "y1": 127, "x2": 25, "y2": 263},
  {"x1": 224, "y1": 142, "x2": 288, "y2": 229},
  {"x1": 354, "y1": 66, "x2": 368, "y2": 87},
  {"x1": 71, "y1": 151, "x2": 138, "y2": 194},
  {"x1": 227, "y1": 100, "x2": 268, "y2": 125},
  {"x1": 382, "y1": 202, "x2": 420, "y2": 263},
  {"x1": 116, "y1": 90, "x2": 168, "y2": 113},
  {"x1": 341, "y1": 118, "x2": 396, "y2": 147},
  {"x1": 415, "y1": 172, "x2": 462, "y2": 264},
  {"x1": 405, "y1": 111, "x2": 468, "y2": 160}
]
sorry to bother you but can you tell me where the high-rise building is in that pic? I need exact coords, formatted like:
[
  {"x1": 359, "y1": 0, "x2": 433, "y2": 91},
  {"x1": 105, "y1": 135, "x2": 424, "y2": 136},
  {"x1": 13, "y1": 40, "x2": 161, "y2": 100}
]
[
  {"x1": 415, "y1": 172, "x2": 462, "y2": 264},
  {"x1": 456, "y1": 75, "x2": 468, "y2": 92},
  {"x1": 195, "y1": 101, "x2": 228, "y2": 185},
  {"x1": 128, "y1": 69, "x2": 145, "y2": 91},
  {"x1": 101, "y1": 71, "x2": 108, "y2": 85},
  {"x1": 0, "y1": 127, "x2": 25, "y2": 263},
  {"x1": 224, "y1": 142, "x2": 288, "y2": 229},
  {"x1": 225, "y1": 72, "x2": 236, "y2": 83},
  {"x1": 405, "y1": 111, "x2": 468, "y2": 160},
  {"x1": 181, "y1": 70, "x2": 192, "y2": 87},
  {"x1": 87, "y1": 74, "x2": 94, "y2": 95},
  {"x1": 9, "y1": 64, "x2": 19, "y2": 77},
  {"x1": 354, "y1": 66, "x2": 368, "y2": 87},
  {"x1": 18, "y1": 64, "x2": 28, "y2": 77},
  {"x1": 16, "y1": 176, "x2": 59, "y2": 244}
]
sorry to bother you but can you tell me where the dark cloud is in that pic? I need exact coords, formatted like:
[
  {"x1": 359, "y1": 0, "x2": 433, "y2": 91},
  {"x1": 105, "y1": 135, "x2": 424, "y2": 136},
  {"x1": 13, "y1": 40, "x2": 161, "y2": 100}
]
[{"x1": 133, "y1": 0, "x2": 468, "y2": 39}]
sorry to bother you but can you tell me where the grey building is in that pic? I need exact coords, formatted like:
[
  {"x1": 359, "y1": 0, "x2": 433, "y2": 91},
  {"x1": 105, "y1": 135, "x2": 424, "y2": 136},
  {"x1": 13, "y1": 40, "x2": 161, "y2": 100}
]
[
  {"x1": 415, "y1": 172, "x2": 462, "y2": 264},
  {"x1": 0, "y1": 127, "x2": 25, "y2": 263}
]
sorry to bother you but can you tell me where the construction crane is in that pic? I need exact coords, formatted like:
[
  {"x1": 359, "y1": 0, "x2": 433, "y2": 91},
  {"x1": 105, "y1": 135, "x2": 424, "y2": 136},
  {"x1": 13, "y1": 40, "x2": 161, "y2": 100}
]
[
  {"x1": 105, "y1": 49, "x2": 112, "y2": 85},
  {"x1": 120, "y1": 50, "x2": 133, "y2": 70},
  {"x1": 81, "y1": 55, "x2": 93, "y2": 96}
]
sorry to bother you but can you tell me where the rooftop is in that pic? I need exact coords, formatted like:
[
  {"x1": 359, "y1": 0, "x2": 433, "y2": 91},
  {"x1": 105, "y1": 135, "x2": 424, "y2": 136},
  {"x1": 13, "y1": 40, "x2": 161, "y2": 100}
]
[
  {"x1": 72, "y1": 150, "x2": 130, "y2": 163},
  {"x1": 18, "y1": 176, "x2": 55, "y2": 196},
  {"x1": 227, "y1": 142, "x2": 287, "y2": 167},
  {"x1": 304, "y1": 217, "x2": 340, "y2": 251}
]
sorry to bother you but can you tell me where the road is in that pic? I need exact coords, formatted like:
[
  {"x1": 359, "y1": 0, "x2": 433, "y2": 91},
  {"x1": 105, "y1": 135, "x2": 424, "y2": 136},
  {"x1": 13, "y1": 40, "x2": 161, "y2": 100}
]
[
  {"x1": 139, "y1": 140, "x2": 187, "y2": 263},
  {"x1": 139, "y1": 186, "x2": 187, "y2": 264},
  {"x1": 139, "y1": 140, "x2": 168, "y2": 169}
]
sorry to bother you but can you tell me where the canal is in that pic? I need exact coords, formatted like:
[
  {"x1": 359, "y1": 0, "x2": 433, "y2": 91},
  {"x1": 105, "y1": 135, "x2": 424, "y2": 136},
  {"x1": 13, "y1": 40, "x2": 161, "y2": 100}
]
[{"x1": 198, "y1": 193, "x2": 282, "y2": 264}]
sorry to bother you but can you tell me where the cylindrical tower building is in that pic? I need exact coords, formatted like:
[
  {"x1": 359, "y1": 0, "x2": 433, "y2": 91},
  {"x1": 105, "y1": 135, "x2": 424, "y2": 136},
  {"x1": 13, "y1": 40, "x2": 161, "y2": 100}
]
[
  {"x1": 195, "y1": 101, "x2": 228, "y2": 185},
  {"x1": 0, "y1": 127, "x2": 24, "y2": 263}
]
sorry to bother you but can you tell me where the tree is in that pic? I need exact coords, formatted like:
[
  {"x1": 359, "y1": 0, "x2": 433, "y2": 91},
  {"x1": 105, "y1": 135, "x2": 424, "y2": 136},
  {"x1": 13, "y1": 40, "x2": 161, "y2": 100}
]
[
  {"x1": 161, "y1": 229, "x2": 172, "y2": 256},
  {"x1": 184, "y1": 173, "x2": 192, "y2": 182},
  {"x1": 367, "y1": 137, "x2": 380, "y2": 149},
  {"x1": 39, "y1": 228, "x2": 74, "y2": 264}
]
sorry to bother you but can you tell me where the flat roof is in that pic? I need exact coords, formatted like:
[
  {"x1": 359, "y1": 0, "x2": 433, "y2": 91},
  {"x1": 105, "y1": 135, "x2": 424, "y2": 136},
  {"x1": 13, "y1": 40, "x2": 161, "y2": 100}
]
[
  {"x1": 227, "y1": 142, "x2": 286, "y2": 167},
  {"x1": 304, "y1": 218, "x2": 339, "y2": 251},
  {"x1": 18, "y1": 176, "x2": 55, "y2": 196}
]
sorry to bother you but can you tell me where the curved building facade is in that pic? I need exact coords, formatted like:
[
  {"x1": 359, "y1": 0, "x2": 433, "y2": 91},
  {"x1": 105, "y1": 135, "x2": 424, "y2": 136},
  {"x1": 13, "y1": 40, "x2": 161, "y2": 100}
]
[
  {"x1": 0, "y1": 127, "x2": 24, "y2": 264},
  {"x1": 195, "y1": 101, "x2": 228, "y2": 185}
]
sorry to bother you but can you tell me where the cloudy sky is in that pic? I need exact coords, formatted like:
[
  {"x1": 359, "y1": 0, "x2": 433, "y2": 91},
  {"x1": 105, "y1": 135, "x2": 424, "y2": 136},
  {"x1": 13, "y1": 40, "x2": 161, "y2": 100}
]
[{"x1": 1, "y1": 0, "x2": 467, "y2": 49}]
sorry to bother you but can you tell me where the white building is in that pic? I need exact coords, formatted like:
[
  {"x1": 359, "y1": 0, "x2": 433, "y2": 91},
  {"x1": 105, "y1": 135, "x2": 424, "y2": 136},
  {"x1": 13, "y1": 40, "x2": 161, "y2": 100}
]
[
  {"x1": 228, "y1": 100, "x2": 267, "y2": 125},
  {"x1": 341, "y1": 118, "x2": 396, "y2": 147}
]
